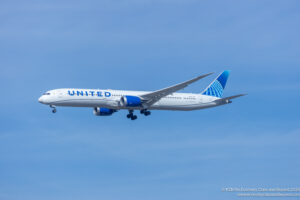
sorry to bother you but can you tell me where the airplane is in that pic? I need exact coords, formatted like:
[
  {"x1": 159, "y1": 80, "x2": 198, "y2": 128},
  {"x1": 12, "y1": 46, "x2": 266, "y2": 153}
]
[{"x1": 38, "y1": 70, "x2": 245, "y2": 120}]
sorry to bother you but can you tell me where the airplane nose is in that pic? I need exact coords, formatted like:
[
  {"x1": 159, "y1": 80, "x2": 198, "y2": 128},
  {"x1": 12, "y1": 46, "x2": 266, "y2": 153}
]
[{"x1": 38, "y1": 96, "x2": 44, "y2": 103}]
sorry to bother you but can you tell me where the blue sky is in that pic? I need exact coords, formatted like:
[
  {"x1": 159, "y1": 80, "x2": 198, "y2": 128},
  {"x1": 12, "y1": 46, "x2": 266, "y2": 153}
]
[{"x1": 0, "y1": 0, "x2": 300, "y2": 199}]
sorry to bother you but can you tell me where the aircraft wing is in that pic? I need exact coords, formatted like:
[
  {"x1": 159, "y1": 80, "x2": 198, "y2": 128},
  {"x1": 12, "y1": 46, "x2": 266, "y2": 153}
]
[{"x1": 140, "y1": 72, "x2": 213, "y2": 107}]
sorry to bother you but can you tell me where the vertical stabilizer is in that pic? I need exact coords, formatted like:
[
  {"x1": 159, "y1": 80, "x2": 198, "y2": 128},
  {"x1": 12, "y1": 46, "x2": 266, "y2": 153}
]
[{"x1": 202, "y1": 70, "x2": 230, "y2": 98}]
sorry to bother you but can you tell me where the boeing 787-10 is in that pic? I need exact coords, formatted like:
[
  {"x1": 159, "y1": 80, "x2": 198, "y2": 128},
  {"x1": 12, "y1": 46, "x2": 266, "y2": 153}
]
[{"x1": 38, "y1": 70, "x2": 245, "y2": 120}]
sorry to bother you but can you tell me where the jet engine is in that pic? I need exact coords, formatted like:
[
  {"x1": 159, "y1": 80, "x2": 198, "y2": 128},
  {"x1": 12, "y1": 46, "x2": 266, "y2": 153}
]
[
  {"x1": 120, "y1": 96, "x2": 142, "y2": 107},
  {"x1": 93, "y1": 107, "x2": 116, "y2": 116}
]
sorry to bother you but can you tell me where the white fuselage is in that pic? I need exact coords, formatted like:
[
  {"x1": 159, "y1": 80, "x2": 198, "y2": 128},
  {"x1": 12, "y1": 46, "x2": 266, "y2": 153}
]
[{"x1": 38, "y1": 88, "x2": 224, "y2": 111}]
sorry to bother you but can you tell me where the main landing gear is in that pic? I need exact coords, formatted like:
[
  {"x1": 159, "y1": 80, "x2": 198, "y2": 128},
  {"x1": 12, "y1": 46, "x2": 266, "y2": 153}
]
[
  {"x1": 50, "y1": 105, "x2": 56, "y2": 113},
  {"x1": 127, "y1": 110, "x2": 137, "y2": 120},
  {"x1": 140, "y1": 109, "x2": 151, "y2": 116},
  {"x1": 126, "y1": 109, "x2": 151, "y2": 120}
]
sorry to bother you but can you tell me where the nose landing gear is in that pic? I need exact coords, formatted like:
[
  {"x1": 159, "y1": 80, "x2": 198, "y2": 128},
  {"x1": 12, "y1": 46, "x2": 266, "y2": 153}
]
[{"x1": 50, "y1": 105, "x2": 56, "y2": 113}]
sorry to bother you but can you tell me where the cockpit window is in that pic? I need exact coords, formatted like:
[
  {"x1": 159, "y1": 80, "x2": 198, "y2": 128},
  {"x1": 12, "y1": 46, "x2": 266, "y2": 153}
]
[{"x1": 43, "y1": 93, "x2": 51, "y2": 95}]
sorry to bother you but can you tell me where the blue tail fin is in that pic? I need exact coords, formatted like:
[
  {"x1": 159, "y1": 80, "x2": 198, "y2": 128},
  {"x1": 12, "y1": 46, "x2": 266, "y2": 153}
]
[{"x1": 202, "y1": 70, "x2": 230, "y2": 98}]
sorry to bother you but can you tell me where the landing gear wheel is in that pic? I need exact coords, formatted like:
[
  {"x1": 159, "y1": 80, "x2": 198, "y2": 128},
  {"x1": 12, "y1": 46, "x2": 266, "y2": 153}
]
[
  {"x1": 127, "y1": 110, "x2": 135, "y2": 119},
  {"x1": 141, "y1": 109, "x2": 151, "y2": 116},
  {"x1": 131, "y1": 115, "x2": 137, "y2": 120},
  {"x1": 144, "y1": 111, "x2": 151, "y2": 116},
  {"x1": 50, "y1": 105, "x2": 56, "y2": 113}
]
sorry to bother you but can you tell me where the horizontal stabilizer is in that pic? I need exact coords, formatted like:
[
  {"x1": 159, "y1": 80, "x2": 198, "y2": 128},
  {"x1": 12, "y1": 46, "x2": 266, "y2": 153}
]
[{"x1": 214, "y1": 94, "x2": 247, "y2": 103}]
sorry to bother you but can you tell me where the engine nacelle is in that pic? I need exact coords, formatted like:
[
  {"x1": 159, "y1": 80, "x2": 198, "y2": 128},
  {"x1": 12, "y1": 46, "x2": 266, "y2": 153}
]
[
  {"x1": 120, "y1": 96, "x2": 142, "y2": 107},
  {"x1": 93, "y1": 107, "x2": 115, "y2": 116}
]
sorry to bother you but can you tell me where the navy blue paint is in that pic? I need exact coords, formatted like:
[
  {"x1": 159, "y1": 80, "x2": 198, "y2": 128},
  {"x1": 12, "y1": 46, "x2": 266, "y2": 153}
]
[
  {"x1": 124, "y1": 96, "x2": 142, "y2": 107},
  {"x1": 99, "y1": 108, "x2": 115, "y2": 116},
  {"x1": 68, "y1": 90, "x2": 75, "y2": 96},
  {"x1": 68, "y1": 90, "x2": 111, "y2": 98}
]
